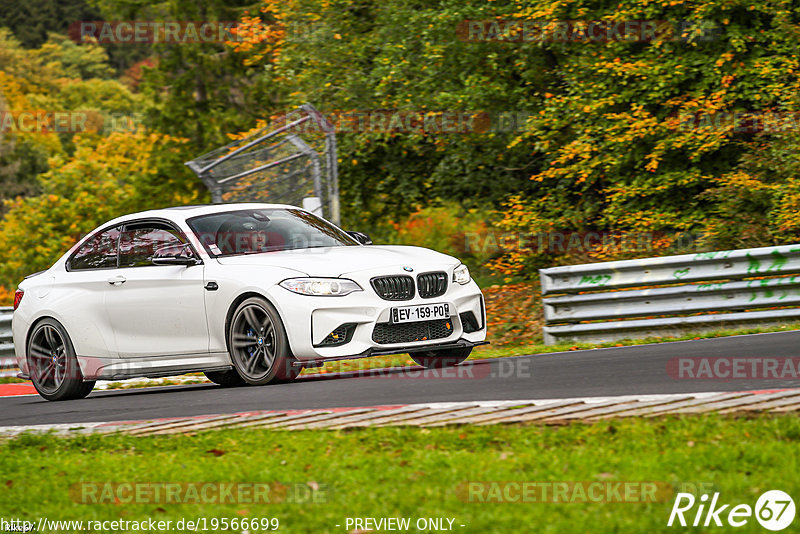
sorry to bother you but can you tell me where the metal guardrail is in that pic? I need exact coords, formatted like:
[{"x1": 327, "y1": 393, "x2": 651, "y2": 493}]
[
  {"x1": 540, "y1": 243, "x2": 800, "y2": 345},
  {"x1": 0, "y1": 306, "x2": 16, "y2": 378}
]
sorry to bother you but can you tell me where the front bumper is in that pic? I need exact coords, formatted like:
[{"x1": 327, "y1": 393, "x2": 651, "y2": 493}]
[
  {"x1": 295, "y1": 338, "x2": 490, "y2": 368},
  {"x1": 266, "y1": 279, "x2": 487, "y2": 361}
]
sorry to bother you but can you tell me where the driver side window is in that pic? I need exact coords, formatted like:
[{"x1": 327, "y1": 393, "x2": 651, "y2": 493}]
[{"x1": 119, "y1": 222, "x2": 186, "y2": 268}]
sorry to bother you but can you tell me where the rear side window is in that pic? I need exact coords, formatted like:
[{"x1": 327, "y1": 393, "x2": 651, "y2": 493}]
[
  {"x1": 69, "y1": 226, "x2": 121, "y2": 270},
  {"x1": 119, "y1": 222, "x2": 186, "y2": 268}
]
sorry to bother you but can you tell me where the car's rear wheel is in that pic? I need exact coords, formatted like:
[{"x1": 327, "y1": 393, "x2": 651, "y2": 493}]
[
  {"x1": 228, "y1": 296, "x2": 300, "y2": 385},
  {"x1": 27, "y1": 319, "x2": 95, "y2": 401},
  {"x1": 409, "y1": 346, "x2": 472, "y2": 369},
  {"x1": 204, "y1": 369, "x2": 246, "y2": 387}
]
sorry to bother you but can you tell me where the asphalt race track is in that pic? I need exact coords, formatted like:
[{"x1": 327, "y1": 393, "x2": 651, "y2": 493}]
[{"x1": 2, "y1": 331, "x2": 799, "y2": 426}]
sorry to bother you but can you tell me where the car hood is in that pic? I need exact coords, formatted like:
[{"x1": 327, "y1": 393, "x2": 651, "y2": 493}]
[{"x1": 214, "y1": 245, "x2": 459, "y2": 277}]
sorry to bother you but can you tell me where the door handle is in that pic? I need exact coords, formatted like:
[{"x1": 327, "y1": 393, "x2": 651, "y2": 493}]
[{"x1": 107, "y1": 275, "x2": 127, "y2": 285}]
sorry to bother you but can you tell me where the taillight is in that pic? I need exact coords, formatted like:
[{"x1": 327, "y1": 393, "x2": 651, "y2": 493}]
[{"x1": 13, "y1": 289, "x2": 23, "y2": 311}]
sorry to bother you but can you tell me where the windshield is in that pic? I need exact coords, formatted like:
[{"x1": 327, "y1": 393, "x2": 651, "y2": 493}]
[{"x1": 187, "y1": 208, "x2": 358, "y2": 257}]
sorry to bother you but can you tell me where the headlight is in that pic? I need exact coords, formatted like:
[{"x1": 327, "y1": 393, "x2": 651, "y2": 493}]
[
  {"x1": 279, "y1": 278, "x2": 363, "y2": 296},
  {"x1": 453, "y1": 264, "x2": 471, "y2": 285}
]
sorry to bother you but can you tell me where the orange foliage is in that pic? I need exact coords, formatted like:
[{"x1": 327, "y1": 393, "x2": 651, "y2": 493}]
[
  {"x1": 483, "y1": 282, "x2": 542, "y2": 346},
  {"x1": 0, "y1": 286, "x2": 13, "y2": 306},
  {"x1": 226, "y1": 2, "x2": 287, "y2": 66}
]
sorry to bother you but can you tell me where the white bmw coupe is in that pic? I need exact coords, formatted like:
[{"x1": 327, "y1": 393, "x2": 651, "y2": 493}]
[{"x1": 12, "y1": 204, "x2": 487, "y2": 400}]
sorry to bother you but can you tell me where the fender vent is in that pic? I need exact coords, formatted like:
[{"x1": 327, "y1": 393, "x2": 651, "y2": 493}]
[
  {"x1": 459, "y1": 311, "x2": 481, "y2": 333},
  {"x1": 314, "y1": 323, "x2": 357, "y2": 347}
]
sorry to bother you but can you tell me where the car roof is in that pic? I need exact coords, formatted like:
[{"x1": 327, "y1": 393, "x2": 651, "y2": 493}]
[{"x1": 103, "y1": 203, "x2": 302, "y2": 226}]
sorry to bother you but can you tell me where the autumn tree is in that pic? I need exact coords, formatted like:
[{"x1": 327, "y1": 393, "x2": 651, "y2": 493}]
[{"x1": 0, "y1": 131, "x2": 207, "y2": 288}]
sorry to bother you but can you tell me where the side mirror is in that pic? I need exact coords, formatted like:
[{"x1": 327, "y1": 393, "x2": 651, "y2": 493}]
[
  {"x1": 347, "y1": 231, "x2": 373, "y2": 245},
  {"x1": 152, "y1": 244, "x2": 201, "y2": 266}
]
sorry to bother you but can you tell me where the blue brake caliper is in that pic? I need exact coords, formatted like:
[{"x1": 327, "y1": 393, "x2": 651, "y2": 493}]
[{"x1": 247, "y1": 328, "x2": 257, "y2": 358}]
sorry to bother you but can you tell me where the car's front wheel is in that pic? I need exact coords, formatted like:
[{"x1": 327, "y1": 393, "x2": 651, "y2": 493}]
[
  {"x1": 27, "y1": 318, "x2": 95, "y2": 401},
  {"x1": 227, "y1": 296, "x2": 300, "y2": 385},
  {"x1": 409, "y1": 346, "x2": 472, "y2": 369}
]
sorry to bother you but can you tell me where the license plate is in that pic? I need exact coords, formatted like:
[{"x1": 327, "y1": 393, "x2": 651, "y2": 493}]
[{"x1": 390, "y1": 303, "x2": 451, "y2": 324}]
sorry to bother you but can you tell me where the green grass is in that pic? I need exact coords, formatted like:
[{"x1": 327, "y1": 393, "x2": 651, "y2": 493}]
[
  {"x1": 0, "y1": 377, "x2": 24, "y2": 384},
  {"x1": 1, "y1": 414, "x2": 799, "y2": 533}
]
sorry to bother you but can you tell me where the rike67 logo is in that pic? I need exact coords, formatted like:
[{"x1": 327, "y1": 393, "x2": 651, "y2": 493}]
[{"x1": 668, "y1": 490, "x2": 795, "y2": 531}]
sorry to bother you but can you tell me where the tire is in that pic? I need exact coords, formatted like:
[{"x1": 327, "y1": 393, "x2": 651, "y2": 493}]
[
  {"x1": 73, "y1": 380, "x2": 96, "y2": 400},
  {"x1": 204, "y1": 369, "x2": 246, "y2": 387},
  {"x1": 227, "y1": 296, "x2": 300, "y2": 385},
  {"x1": 27, "y1": 318, "x2": 95, "y2": 401},
  {"x1": 410, "y1": 346, "x2": 472, "y2": 369}
]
